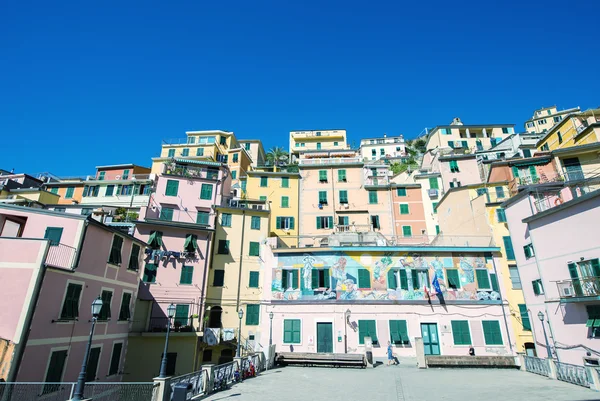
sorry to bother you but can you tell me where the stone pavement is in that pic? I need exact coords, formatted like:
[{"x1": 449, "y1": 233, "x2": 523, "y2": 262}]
[{"x1": 203, "y1": 360, "x2": 600, "y2": 401}]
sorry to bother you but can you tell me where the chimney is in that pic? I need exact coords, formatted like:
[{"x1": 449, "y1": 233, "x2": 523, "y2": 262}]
[{"x1": 450, "y1": 117, "x2": 463, "y2": 126}]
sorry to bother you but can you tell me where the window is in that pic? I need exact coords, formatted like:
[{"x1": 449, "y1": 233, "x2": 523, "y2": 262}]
[
  {"x1": 400, "y1": 204, "x2": 409, "y2": 214},
  {"x1": 281, "y1": 269, "x2": 299, "y2": 289},
  {"x1": 357, "y1": 269, "x2": 371, "y2": 289},
  {"x1": 476, "y1": 140, "x2": 483, "y2": 151},
  {"x1": 200, "y1": 184, "x2": 213, "y2": 200},
  {"x1": 495, "y1": 186, "x2": 505, "y2": 199},
  {"x1": 175, "y1": 304, "x2": 190, "y2": 326},
  {"x1": 523, "y1": 244, "x2": 535, "y2": 259},
  {"x1": 220, "y1": 213, "x2": 232, "y2": 227},
  {"x1": 371, "y1": 215, "x2": 380, "y2": 229},
  {"x1": 251, "y1": 216, "x2": 261, "y2": 230},
  {"x1": 159, "y1": 207, "x2": 174, "y2": 221},
  {"x1": 180, "y1": 147, "x2": 190, "y2": 157},
  {"x1": 316, "y1": 143, "x2": 321, "y2": 150},
  {"x1": 241, "y1": 180, "x2": 247, "y2": 192},
  {"x1": 482, "y1": 321, "x2": 503, "y2": 345},
  {"x1": 432, "y1": 202, "x2": 438, "y2": 214},
  {"x1": 396, "y1": 188, "x2": 407, "y2": 197},
  {"x1": 282, "y1": 177, "x2": 289, "y2": 188},
  {"x1": 372, "y1": 149, "x2": 376, "y2": 156},
  {"x1": 537, "y1": 119, "x2": 546, "y2": 125},
  {"x1": 476, "y1": 188, "x2": 487, "y2": 196},
  {"x1": 64, "y1": 186, "x2": 75, "y2": 199},
  {"x1": 180, "y1": 265, "x2": 193, "y2": 285},
  {"x1": 316, "y1": 131, "x2": 322, "y2": 136},
  {"x1": 448, "y1": 140, "x2": 454, "y2": 148},
  {"x1": 259, "y1": 196, "x2": 267, "y2": 201},
  {"x1": 451, "y1": 320, "x2": 471, "y2": 345},
  {"x1": 532, "y1": 279, "x2": 544, "y2": 295},
  {"x1": 311, "y1": 268, "x2": 330, "y2": 288},
  {"x1": 217, "y1": 240, "x2": 230, "y2": 254},
  {"x1": 402, "y1": 226, "x2": 412, "y2": 237},
  {"x1": 503, "y1": 236, "x2": 515, "y2": 260},
  {"x1": 358, "y1": 320, "x2": 378, "y2": 345},
  {"x1": 98, "y1": 290, "x2": 113, "y2": 321},
  {"x1": 387, "y1": 269, "x2": 408, "y2": 290},
  {"x1": 502, "y1": 127, "x2": 509, "y2": 134},
  {"x1": 283, "y1": 319, "x2": 301, "y2": 344},
  {"x1": 301, "y1": 143, "x2": 305, "y2": 147},
  {"x1": 44, "y1": 350, "x2": 68, "y2": 390},
  {"x1": 50, "y1": 187, "x2": 59, "y2": 194},
  {"x1": 108, "y1": 235, "x2": 123, "y2": 265},
  {"x1": 508, "y1": 266, "x2": 522, "y2": 289},
  {"x1": 105, "y1": 185, "x2": 115, "y2": 197},
  {"x1": 446, "y1": 269, "x2": 461, "y2": 289},
  {"x1": 276, "y1": 217, "x2": 295, "y2": 230},
  {"x1": 586, "y1": 306, "x2": 600, "y2": 337},
  {"x1": 44, "y1": 227, "x2": 63, "y2": 246},
  {"x1": 79, "y1": 208, "x2": 92, "y2": 216},
  {"x1": 557, "y1": 131, "x2": 563, "y2": 144},
  {"x1": 476, "y1": 269, "x2": 491, "y2": 289},
  {"x1": 196, "y1": 148, "x2": 204, "y2": 156},
  {"x1": 522, "y1": 149, "x2": 532, "y2": 158},
  {"x1": 449, "y1": 160, "x2": 459, "y2": 173},
  {"x1": 60, "y1": 283, "x2": 82, "y2": 320},
  {"x1": 380, "y1": 148, "x2": 385, "y2": 155},
  {"x1": 233, "y1": 153, "x2": 239, "y2": 163},
  {"x1": 389, "y1": 320, "x2": 409, "y2": 345},
  {"x1": 188, "y1": 136, "x2": 196, "y2": 144},
  {"x1": 339, "y1": 190, "x2": 348, "y2": 204},
  {"x1": 429, "y1": 177, "x2": 439, "y2": 189},
  {"x1": 411, "y1": 268, "x2": 428, "y2": 289},
  {"x1": 368, "y1": 191, "x2": 378, "y2": 204},
  {"x1": 213, "y1": 270, "x2": 225, "y2": 286},
  {"x1": 441, "y1": 128, "x2": 451, "y2": 135},
  {"x1": 518, "y1": 304, "x2": 531, "y2": 331},
  {"x1": 231, "y1": 171, "x2": 237, "y2": 179},
  {"x1": 541, "y1": 143, "x2": 550, "y2": 151},
  {"x1": 165, "y1": 180, "x2": 179, "y2": 197},
  {"x1": 281, "y1": 196, "x2": 289, "y2": 208},
  {"x1": 334, "y1": 141, "x2": 339, "y2": 146},
  {"x1": 244, "y1": 143, "x2": 251, "y2": 150},
  {"x1": 246, "y1": 304, "x2": 260, "y2": 325},
  {"x1": 260, "y1": 177, "x2": 268, "y2": 187},
  {"x1": 319, "y1": 170, "x2": 327, "y2": 182},
  {"x1": 249, "y1": 271, "x2": 259, "y2": 288},
  {"x1": 118, "y1": 292, "x2": 131, "y2": 321},
  {"x1": 316, "y1": 216, "x2": 333, "y2": 229},
  {"x1": 249, "y1": 241, "x2": 260, "y2": 256},
  {"x1": 496, "y1": 208, "x2": 507, "y2": 223},
  {"x1": 338, "y1": 170, "x2": 347, "y2": 182},
  {"x1": 318, "y1": 191, "x2": 328, "y2": 205},
  {"x1": 168, "y1": 149, "x2": 175, "y2": 157},
  {"x1": 143, "y1": 263, "x2": 158, "y2": 283},
  {"x1": 128, "y1": 244, "x2": 140, "y2": 271},
  {"x1": 554, "y1": 116, "x2": 562, "y2": 123},
  {"x1": 196, "y1": 211, "x2": 209, "y2": 226}
]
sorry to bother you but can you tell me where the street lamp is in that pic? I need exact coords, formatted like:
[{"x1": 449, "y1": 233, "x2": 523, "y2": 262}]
[
  {"x1": 538, "y1": 311, "x2": 552, "y2": 359},
  {"x1": 159, "y1": 304, "x2": 177, "y2": 378},
  {"x1": 237, "y1": 308, "x2": 244, "y2": 357},
  {"x1": 71, "y1": 296, "x2": 104, "y2": 401},
  {"x1": 269, "y1": 311, "x2": 274, "y2": 346},
  {"x1": 344, "y1": 309, "x2": 351, "y2": 354}
]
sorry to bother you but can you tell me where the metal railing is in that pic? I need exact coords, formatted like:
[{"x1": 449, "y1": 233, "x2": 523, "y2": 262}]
[
  {"x1": 213, "y1": 361, "x2": 238, "y2": 389},
  {"x1": 144, "y1": 206, "x2": 213, "y2": 227},
  {"x1": 163, "y1": 137, "x2": 218, "y2": 145},
  {"x1": 364, "y1": 177, "x2": 390, "y2": 186},
  {"x1": 147, "y1": 317, "x2": 198, "y2": 333},
  {"x1": 555, "y1": 361, "x2": 591, "y2": 387},
  {"x1": 45, "y1": 243, "x2": 77, "y2": 269},
  {"x1": 335, "y1": 224, "x2": 373, "y2": 233},
  {"x1": 170, "y1": 369, "x2": 206, "y2": 398},
  {"x1": 87, "y1": 173, "x2": 152, "y2": 182},
  {"x1": 556, "y1": 277, "x2": 600, "y2": 299},
  {"x1": 298, "y1": 157, "x2": 361, "y2": 165},
  {"x1": 220, "y1": 196, "x2": 269, "y2": 211},
  {"x1": 523, "y1": 356, "x2": 551, "y2": 377},
  {"x1": 0, "y1": 382, "x2": 155, "y2": 401},
  {"x1": 162, "y1": 163, "x2": 220, "y2": 180}
]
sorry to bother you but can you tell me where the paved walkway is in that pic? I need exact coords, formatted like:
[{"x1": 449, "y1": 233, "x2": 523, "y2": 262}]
[{"x1": 204, "y1": 361, "x2": 600, "y2": 401}]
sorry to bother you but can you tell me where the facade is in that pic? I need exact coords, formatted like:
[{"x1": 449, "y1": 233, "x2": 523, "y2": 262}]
[
  {"x1": 289, "y1": 129, "x2": 348, "y2": 162},
  {"x1": 0, "y1": 204, "x2": 143, "y2": 383},
  {"x1": 239, "y1": 140, "x2": 266, "y2": 168},
  {"x1": 390, "y1": 183, "x2": 427, "y2": 238},
  {"x1": 425, "y1": 118, "x2": 515, "y2": 153},
  {"x1": 503, "y1": 180, "x2": 600, "y2": 365},
  {"x1": 536, "y1": 108, "x2": 600, "y2": 152},
  {"x1": 436, "y1": 183, "x2": 535, "y2": 354},
  {"x1": 525, "y1": 106, "x2": 580, "y2": 134},
  {"x1": 438, "y1": 154, "x2": 481, "y2": 190},
  {"x1": 43, "y1": 178, "x2": 86, "y2": 205},
  {"x1": 0, "y1": 173, "x2": 60, "y2": 206},
  {"x1": 125, "y1": 158, "x2": 230, "y2": 380},
  {"x1": 262, "y1": 237, "x2": 515, "y2": 359},
  {"x1": 359, "y1": 135, "x2": 406, "y2": 161}
]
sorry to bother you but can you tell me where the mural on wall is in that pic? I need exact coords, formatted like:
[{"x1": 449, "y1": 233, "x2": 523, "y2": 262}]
[{"x1": 271, "y1": 251, "x2": 500, "y2": 302}]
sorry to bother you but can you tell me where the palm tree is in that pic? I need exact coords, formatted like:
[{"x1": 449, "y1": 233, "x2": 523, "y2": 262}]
[{"x1": 266, "y1": 146, "x2": 289, "y2": 171}]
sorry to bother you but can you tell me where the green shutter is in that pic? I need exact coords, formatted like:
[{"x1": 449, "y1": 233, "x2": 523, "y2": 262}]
[
  {"x1": 218, "y1": 240, "x2": 229, "y2": 254},
  {"x1": 568, "y1": 262, "x2": 582, "y2": 296},
  {"x1": 339, "y1": 190, "x2": 348, "y2": 203},
  {"x1": 497, "y1": 208, "x2": 507, "y2": 222},
  {"x1": 281, "y1": 270, "x2": 288, "y2": 289},
  {"x1": 402, "y1": 226, "x2": 412, "y2": 237},
  {"x1": 246, "y1": 304, "x2": 260, "y2": 325},
  {"x1": 282, "y1": 177, "x2": 289, "y2": 188},
  {"x1": 511, "y1": 166, "x2": 519, "y2": 179},
  {"x1": 260, "y1": 177, "x2": 268, "y2": 187},
  {"x1": 396, "y1": 188, "x2": 407, "y2": 196},
  {"x1": 323, "y1": 269, "x2": 330, "y2": 288},
  {"x1": 318, "y1": 191, "x2": 327, "y2": 204},
  {"x1": 529, "y1": 166, "x2": 538, "y2": 182},
  {"x1": 109, "y1": 342, "x2": 123, "y2": 376},
  {"x1": 482, "y1": 321, "x2": 503, "y2": 345},
  {"x1": 592, "y1": 259, "x2": 600, "y2": 277},
  {"x1": 429, "y1": 177, "x2": 439, "y2": 189},
  {"x1": 476, "y1": 270, "x2": 491, "y2": 289},
  {"x1": 369, "y1": 191, "x2": 378, "y2": 204},
  {"x1": 159, "y1": 208, "x2": 173, "y2": 221},
  {"x1": 61, "y1": 283, "x2": 82, "y2": 319},
  {"x1": 411, "y1": 269, "x2": 419, "y2": 290},
  {"x1": 180, "y1": 265, "x2": 193, "y2": 284},
  {"x1": 291, "y1": 270, "x2": 299, "y2": 289},
  {"x1": 446, "y1": 269, "x2": 461, "y2": 289},
  {"x1": 200, "y1": 184, "x2": 213, "y2": 200},
  {"x1": 119, "y1": 292, "x2": 131, "y2": 320},
  {"x1": 65, "y1": 187, "x2": 74, "y2": 198},
  {"x1": 249, "y1": 241, "x2": 260, "y2": 256},
  {"x1": 518, "y1": 304, "x2": 531, "y2": 331},
  {"x1": 281, "y1": 196, "x2": 289, "y2": 208},
  {"x1": 249, "y1": 271, "x2": 259, "y2": 288},
  {"x1": 311, "y1": 269, "x2": 319, "y2": 288},
  {"x1": 221, "y1": 213, "x2": 231, "y2": 227},
  {"x1": 283, "y1": 320, "x2": 293, "y2": 343},
  {"x1": 316, "y1": 217, "x2": 322, "y2": 229},
  {"x1": 496, "y1": 186, "x2": 505, "y2": 198},
  {"x1": 276, "y1": 216, "x2": 282, "y2": 229},
  {"x1": 400, "y1": 204, "x2": 409, "y2": 214},
  {"x1": 143, "y1": 263, "x2": 157, "y2": 283},
  {"x1": 390, "y1": 320, "x2": 409, "y2": 345},
  {"x1": 289, "y1": 217, "x2": 295, "y2": 229},
  {"x1": 251, "y1": 216, "x2": 261, "y2": 230},
  {"x1": 319, "y1": 170, "x2": 327, "y2": 181},
  {"x1": 451, "y1": 320, "x2": 471, "y2": 345},
  {"x1": 165, "y1": 180, "x2": 179, "y2": 196},
  {"x1": 532, "y1": 280, "x2": 540, "y2": 295},
  {"x1": 502, "y1": 236, "x2": 515, "y2": 260},
  {"x1": 490, "y1": 273, "x2": 499, "y2": 292},
  {"x1": 387, "y1": 269, "x2": 397, "y2": 289},
  {"x1": 174, "y1": 304, "x2": 190, "y2": 326},
  {"x1": 399, "y1": 270, "x2": 408, "y2": 290},
  {"x1": 338, "y1": 170, "x2": 346, "y2": 181},
  {"x1": 44, "y1": 227, "x2": 63, "y2": 246},
  {"x1": 328, "y1": 216, "x2": 333, "y2": 228},
  {"x1": 358, "y1": 269, "x2": 371, "y2": 289}
]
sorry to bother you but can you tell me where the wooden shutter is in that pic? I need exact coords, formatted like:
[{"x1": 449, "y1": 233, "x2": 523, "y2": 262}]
[
  {"x1": 511, "y1": 166, "x2": 519, "y2": 178},
  {"x1": 398, "y1": 320, "x2": 409, "y2": 344},
  {"x1": 402, "y1": 225, "x2": 412, "y2": 237},
  {"x1": 109, "y1": 343, "x2": 123, "y2": 376},
  {"x1": 369, "y1": 191, "x2": 377, "y2": 204},
  {"x1": 451, "y1": 320, "x2": 471, "y2": 345},
  {"x1": 323, "y1": 269, "x2": 330, "y2": 288},
  {"x1": 328, "y1": 216, "x2": 333, "y2": 228},
  {"x1": 502, "y1": 236, "x2": 515, "y2": 260},
  {"x1": 249, "y1": 271, "x2": 259, "y2": 288},
  {"x1": 482, "y1": 321, "x2": 503, "y2": 345},
  {"x1": 316, "y1": 217, "x2": 322, "y2": 229},
  {"x1": 289, "y1": 217, "x2": 295, "y2": 230},
  {"x1": 358, "y1": 269, "x2": 370, "y2": 289},
  {"x1": 292, "y1": 319, "x2": 301, "y2": 343},
  {"x1": 592, "y1": 259, "x2": 600, "y2": 277},
  {"x1": 45, "y1": 350, "x2": 68, "y2": 382},
  {"x1": 276, "y1": 217, "x2": 282, "y2": 229},
  {"x1": 291, "y1": 269, "x2": 299, "y2": 289},
  {"x1": 490, "y1": 273, "x2": 499, "y2": 292},
  {"x1": 166, "y1": 180, "x2": 179, "y2": 196},
  {"x1": 319, "y1": 170, "x2": 327, "y2": 181},
  {"x1": 446, "y1": 269, "x2": 460, "y2": 289},
  {"x1": 283, "y1": 320, "x2": 293, "y2": 343},
  {"x1": 518, "y1": 304, "x2": 531, "y2": 331},
  {"x1": 180, "y1": 265, "x2": 193, "y2": 284},
  {"x1": 476, "y1": 269, "x2": 491, "y2": 289},
  {"x1": 86, "y1": 347, "x2": 101, "y2": 382},
  {"x1": 119, "y1": 292, "x2": 131, "y2": 320},
  {"x1": 311, "y1": 269, "x2": 319, "y2": 288},
  {"x1": 389, "y1": 320, "x2": 401, "y2": 344},
  {"x1": 44, "y1": 227, "x2": 63, "y2": 246},
  {"x1": 249, "y1": 242, "x2": 259, "y2": 256},
  {"x1": 568, "y1": 262, "x2": 582, "y2": 296},
  {"x1": 411, "y1": 269, "x2": 419, "y2": 290},
  {"x1": 387, "y1": 269, "x2": 397, "y2": 289},
  {"x1": 529, "y1": 166, "x2": 538, "y2": 182},
  {"x1": 281, "y1": 270, "x2": 288, "y2": 289},
  {"x1": 399, "y1": 270, "x2": 408, "y2": 290}
]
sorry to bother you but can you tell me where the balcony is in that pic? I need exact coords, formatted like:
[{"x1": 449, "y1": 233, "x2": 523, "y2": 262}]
[
  {"x1": 335, "y1": 224, "x2": 373, "y2": 233},
  {"x1": 162, "y1": 163, "x2": 220, "y2": 180},
  {"x1": 220, "y1": 197, "x2": 269, "y2": 211},
  {"x1": 298, "y1": 157, "x2": 361, "y2": 166},
  {"x1": 364, "y1": 177, "x2": 390, "y2": 187},
  {"x1": 45, "y1": 243, "x2": 77, "y2": 269},
  {"x1": 292, "y1": 131, "x2": 345, "y2": 140},
  {"x1": 146, "y1": 316, "x2": 200, "y2": 333},
  {"x1": 557, "y1": 277, "x2": 600, "y2": 301},
  {"x1": 144, "y1": 206, "x2": 213, "y2": 227},
  {"x1": 86, "y1": 173, "x2": 152, "y2": 182}
]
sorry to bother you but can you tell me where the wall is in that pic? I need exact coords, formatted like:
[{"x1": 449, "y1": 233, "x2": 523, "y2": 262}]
[
  {"x1": 360, "y1": 142, "x2": 406, "y2": 161},
  {"x1": 80, "y1": 182, "x2": 152, "y2": 208},
  {"x1": 391, "y1": 186, "x2": 427, "y2": 237},
  {"x1": 414, "y1": 174, "x2": 441, "y2": 236},
  {"x1": 439, "y1": 157, "x2": 481, "y2": 189},
  {"x1": 54, "y1": 185, "x2": 85, "y2": 205},
  {"x1": 437, "y1": 190, "x2": 492, "y2": 237}
]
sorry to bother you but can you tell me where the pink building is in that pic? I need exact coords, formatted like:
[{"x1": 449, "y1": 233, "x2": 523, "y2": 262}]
[
  {"x1": 0, "y1": 204, "x2": 144, "y2": 383},
  {"x1": 503, "y1": 180, "x2": 600, "y2": 365},
  {"x1": 439, "y1": 154, "x2": 482, "y2": 190}
]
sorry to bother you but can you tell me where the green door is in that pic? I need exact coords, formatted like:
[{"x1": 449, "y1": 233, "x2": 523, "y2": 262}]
[
  {"x1": 316, "y1": 322, "x2": 333, "y2": 353},
  {"x1": 421, "y1": 323, "x2": 440, "y2": 355}
]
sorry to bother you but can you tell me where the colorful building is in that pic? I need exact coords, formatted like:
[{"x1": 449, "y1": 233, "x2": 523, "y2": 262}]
[
  {"x1": 289, "y1": 129, "x2": 348, "y2": 162},
  {"x1": 0, "y1": 204, "x2": 143, "y2": 383},
  {"x1": 424, "y1": 118, "x2": 515, "y2": 153},
  {"x1": 525, "y1": 105, "x2": 580, "y2": 134},
  {"x1": 536, "y1": 108, "x2": 600, "y2": 152},
  {"x1": 0, "y1": 173, "x2": 60, "y2": 206},
  {"x1": 239, "y1": 140, "x2": 266, "y2": 168},
  {"x1": 359, "y1": 134, "x2": 406, "y2": 162},
  {"x1": 390, "y1": 183, "x2": 428, "y2": 238},
  {"x1": 43, "y1": 178, "x2": 86, "y2": 205}
]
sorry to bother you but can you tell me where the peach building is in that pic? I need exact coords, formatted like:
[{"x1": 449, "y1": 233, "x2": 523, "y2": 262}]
[{"x1": 390, "y1": 183, "x2": 428, "y2": 237}]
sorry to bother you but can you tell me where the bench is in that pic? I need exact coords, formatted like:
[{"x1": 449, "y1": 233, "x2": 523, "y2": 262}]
[
  {"x1": 276, "y1": 352, "x2": 367, "y2": 368},
  {"x1": 426, "y1": 355, "x2": 518, "y2": 368}
]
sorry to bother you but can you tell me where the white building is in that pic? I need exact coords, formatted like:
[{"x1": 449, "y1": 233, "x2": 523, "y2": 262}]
[{"x1": 359, "y1": 135, "x2": 406, "y2": 161}]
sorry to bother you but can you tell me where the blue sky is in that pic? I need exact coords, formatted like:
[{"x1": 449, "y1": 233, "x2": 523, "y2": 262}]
[{"x1": 1, "y1": 0, "x2": 599, "y2": 176}]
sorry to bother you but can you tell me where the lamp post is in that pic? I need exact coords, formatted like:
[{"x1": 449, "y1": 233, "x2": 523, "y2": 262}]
[
  {"x1": 159, "y1": 304, "x2": 177, "y2": 378},
  {"x1": 538, "y1": 311, "x2": 552, "y2": 359},
  {"x1": 71, "y1": 297, "x2": 104, "y2": 401},
  {"x1": 269, "y1": 311, "x2": 274, "y2": 346},
  {"x1": 236, "y1": 309, "x2": 244, "y2": 357},
  {"x1": 344, "y1": 309, "x2": 351, "y2": 354}
]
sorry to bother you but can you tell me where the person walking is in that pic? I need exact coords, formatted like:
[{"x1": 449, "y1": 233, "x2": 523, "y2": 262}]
[{"x1": 387, "y1": 341, "x2": 396, "y2": 366}]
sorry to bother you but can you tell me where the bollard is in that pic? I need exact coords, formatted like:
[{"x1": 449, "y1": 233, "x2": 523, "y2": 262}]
[
  {"x1": 587, "y1": 366, "x2": 600, "y2": 391},
  {"x1": 415, "y1": 337, "x2": 426, "y2": 369},
  {"x1": 153, "y1": 376, "x2": 172, "y2": 401},
  {"x1": 547, "y1": 358, "x2": 558, "y2": 380},
  {"x1": 202, "y1": 364, "x2": 215, "y2": 394},
  {"x1": 516, "y1": 353, "x2": 526, "y2": 371}
]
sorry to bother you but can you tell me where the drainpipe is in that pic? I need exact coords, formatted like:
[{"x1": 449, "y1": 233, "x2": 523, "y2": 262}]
[
  {"x1": 490, "y1": 253, "x2": 514, "y2": 353},
  {"x1": 236, "y1": 210, "x2": 247, "y2": 311},
  {"x1": 73, "y1": 220, "x2": 89, "y2": 269},
  {"x1": 330, "y1": 166, "x2": 337, "y2": 229}
]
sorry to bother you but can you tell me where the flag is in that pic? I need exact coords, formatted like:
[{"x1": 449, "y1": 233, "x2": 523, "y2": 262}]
[
  {"x1": 432, "y1": 272, "x2": 442, "y2": 294},
  {"x1": 423, "y1": 284, "x2": 431, "y2": 304}
]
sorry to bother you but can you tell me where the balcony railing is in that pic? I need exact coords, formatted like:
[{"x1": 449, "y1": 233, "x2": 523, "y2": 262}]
[
  {"x1": 87, "y1": 173, "x2": 152, "y2": 182},
  {"x1": 292, "y1": 131, "x2": 344, "y2": 139},
  {"x1": 220, "y1": 197, "x2": 269, "y2": 211},
  {"x1": 557, "y1": 277, "x2": 600, "y2": 299},
  {"x1": 298, "y1": 157, "x2": 361, "y2": 166},
  {"x1": 335, "y1": 224, "x2": 373, "y2": 233},
  {"x1": 162, "y1": 163, "x2": 220, "y2": 180},
  {"x1": 364, "y1": 177, "x2": 390, "y2": 186},
  {"x1": 45, "y1": 243, "x2": 77, "y2": 269},
  {"x1": 147, "y1": 317, "x2": 199, "y2": 333},
  {"x1": 145, "y1": 206, "x2": 213, "y2": 227}
]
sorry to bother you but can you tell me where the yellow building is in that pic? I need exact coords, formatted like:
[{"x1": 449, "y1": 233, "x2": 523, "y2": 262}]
[
  {"x1": 536, "y1": 108, "x2": 600, "y2": 152},
  {"x1": 524, "y1": 105, "x2": 580, "y2": 134},
  {"x1": 43, "y1": 179, "x2": 86, "y2": 204},
  {"x1": 424, "y1": 118, "x2": 514, "y2": 153},
  {"x1": 243, "y1": 169, "x2": 300, "y2": 247},
  {"x1": 205, "y1": 199, "x2": 270, "y2": 362},
  {"x1": 289, "y1": 129, "x2": 348, "y2": 162},
  {"x1": 436, "y1": 182, "x2": 535, "y2": 354}
]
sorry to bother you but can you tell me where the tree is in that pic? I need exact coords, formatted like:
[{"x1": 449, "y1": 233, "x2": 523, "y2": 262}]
[
  {"x1": 414, "y1": 139, "x2": 427, "y2": 154},
  {"x1": 266, "y1": 146, "x2": 289, "y2": 171}
]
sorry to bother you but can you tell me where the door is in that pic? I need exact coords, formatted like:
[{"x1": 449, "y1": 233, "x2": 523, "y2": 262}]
[
  {"x1": 563, "y1": 158, "x2": 584, "y2": 181},
  {"x1": 316, "y1": 322, "x2": 333, "y2": 353},
  {"x1": 420, "y1": 323, "x2": 440, "y2": 355}
]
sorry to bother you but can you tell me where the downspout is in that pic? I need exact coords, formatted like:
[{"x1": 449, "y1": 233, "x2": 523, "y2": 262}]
[
  {"x1": 490, "y1": 253, "x2": 514, "y2": 353},
  {"x1": 236, "y1": 210, "x2": 247, "y2": 312},
  {"x1": 74, "y1": 220, "x2": 90, "y2": 269},
  {"x1": 331, "y1": 166, "x2": 337, "y2": 228}
]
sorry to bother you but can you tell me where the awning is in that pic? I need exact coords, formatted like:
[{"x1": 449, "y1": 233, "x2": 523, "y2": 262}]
[
  {"x1": 510, "y1": 158, "x2": 551, "y2": 167},
  {"x1": 174, "y1": 158, "x2": 222, "y2": 167}
]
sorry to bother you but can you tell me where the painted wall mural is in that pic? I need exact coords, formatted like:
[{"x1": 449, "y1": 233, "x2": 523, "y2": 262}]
[{"x1": 272, "y1": 251, "x2": 500, "y2": 302}]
